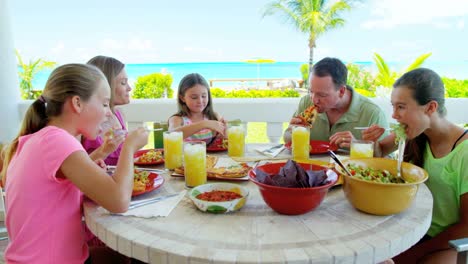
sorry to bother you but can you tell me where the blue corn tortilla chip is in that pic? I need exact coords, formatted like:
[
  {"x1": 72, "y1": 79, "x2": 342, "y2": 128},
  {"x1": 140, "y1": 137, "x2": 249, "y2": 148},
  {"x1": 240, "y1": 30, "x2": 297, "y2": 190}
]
[
  {"x1": 255, "y1": 160, "x2": 331, "y2": 188},
  {"x1": 306, "y1": 170, "x2": 327, "y2": 187},
  {"x1": 271, "y1": 174, "x2": 298, "y2": 187},
  {"x1": 255, "y1": 169, "x2": 275, "y2": 186}
]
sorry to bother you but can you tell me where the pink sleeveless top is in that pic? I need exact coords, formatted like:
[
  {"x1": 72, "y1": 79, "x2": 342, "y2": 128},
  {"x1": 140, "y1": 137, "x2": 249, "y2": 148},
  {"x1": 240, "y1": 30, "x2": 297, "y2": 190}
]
[{"x1": 82, "y1": 110, "x2": 126, "y2": 165}]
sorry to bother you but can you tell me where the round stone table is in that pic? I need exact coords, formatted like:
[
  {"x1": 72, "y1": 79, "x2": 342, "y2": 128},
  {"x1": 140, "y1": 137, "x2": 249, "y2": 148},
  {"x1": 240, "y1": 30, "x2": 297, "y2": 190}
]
[{"x1": 84, "y1": 145, "x2": 433, "y2": 263}]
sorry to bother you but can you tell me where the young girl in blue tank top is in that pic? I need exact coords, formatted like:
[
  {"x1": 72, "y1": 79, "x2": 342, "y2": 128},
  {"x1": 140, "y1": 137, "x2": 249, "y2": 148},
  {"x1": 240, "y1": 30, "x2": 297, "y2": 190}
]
[{"x1": 168, "y1": 73, "x2": 227, "y2": 146}]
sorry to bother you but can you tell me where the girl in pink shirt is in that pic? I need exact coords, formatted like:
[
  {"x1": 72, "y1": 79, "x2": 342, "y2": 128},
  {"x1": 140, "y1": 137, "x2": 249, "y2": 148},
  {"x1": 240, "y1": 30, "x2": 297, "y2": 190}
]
[{"x1": 0, "y1": 64, "x2": 148, "y2": 263}]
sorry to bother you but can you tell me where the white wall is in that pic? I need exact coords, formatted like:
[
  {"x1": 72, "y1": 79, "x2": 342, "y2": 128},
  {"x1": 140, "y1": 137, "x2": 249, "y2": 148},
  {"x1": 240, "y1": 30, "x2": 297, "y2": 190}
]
[
  {"x1": 0, "y1": 0, "x2": 21, "y2": 143},
  {"x1": 18, "y1": 97, "x2": 468, "y2": 142}
]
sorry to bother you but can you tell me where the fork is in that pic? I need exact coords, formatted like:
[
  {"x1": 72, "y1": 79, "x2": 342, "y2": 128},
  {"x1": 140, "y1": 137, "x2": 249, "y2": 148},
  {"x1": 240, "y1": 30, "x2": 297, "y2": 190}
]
[
  {"x1": 263, "y1": 144, "x2": 283, "y2": 154},
  {"x1": 128, "y1": 193, "x2": 178, "y2": 210},
  {"x1": 396, "y1": 139, "x2": 405, "y2": 179}
]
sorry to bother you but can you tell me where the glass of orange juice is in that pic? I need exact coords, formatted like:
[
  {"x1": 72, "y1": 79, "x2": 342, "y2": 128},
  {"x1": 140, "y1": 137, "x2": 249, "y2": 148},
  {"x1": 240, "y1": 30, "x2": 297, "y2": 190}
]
[
  {"x1": 291, "y1": 125, "x2": 310, "y2": 161},
  {"x1": 163, "y1": 131, "x2": 183, "y2": 170},
  {"x1": 350, "y1": 139, "x2": 374, "y2": 158},
  {"x1": 184, "y1": 141, "x2": 207, "y2": 188},
  {"x1": 227, "y1": 124, "x2": 245, "y2": 157}
]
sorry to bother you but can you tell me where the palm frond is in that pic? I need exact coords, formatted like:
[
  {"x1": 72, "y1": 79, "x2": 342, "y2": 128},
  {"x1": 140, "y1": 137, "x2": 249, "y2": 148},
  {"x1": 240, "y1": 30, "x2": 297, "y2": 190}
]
[
  {"x1": 263, "y1": 0, "x2": 354, "y2": 66},
  {"x1": 373, "y1": 53, "x2": 391, "y2": 78},
  {"x1": 403, "y1": 52, "x2": 432, "y2": 73}
]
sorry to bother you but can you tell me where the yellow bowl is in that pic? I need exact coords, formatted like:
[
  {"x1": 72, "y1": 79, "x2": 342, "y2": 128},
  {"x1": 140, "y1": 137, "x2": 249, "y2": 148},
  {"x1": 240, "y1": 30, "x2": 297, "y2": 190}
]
[{"x1": 337, "y1": 158, "x2": 428, "y2": 215}]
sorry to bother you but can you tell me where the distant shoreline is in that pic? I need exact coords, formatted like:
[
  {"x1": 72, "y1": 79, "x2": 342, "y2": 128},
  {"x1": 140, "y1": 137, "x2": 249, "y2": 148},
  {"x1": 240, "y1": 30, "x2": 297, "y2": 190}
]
[{"x1": 30, "y1": 61, "x2": 468, "y2": 90}]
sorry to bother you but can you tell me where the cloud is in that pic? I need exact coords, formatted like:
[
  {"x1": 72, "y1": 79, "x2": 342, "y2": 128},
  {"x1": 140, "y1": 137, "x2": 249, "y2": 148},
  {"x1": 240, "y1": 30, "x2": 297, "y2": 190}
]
[
  {"x1": 41, "y1": 37, "x2": 161, "y2": 63},
  {"x1": 362, "y1": 0, "x2": 468, "y2": 29},
  {"x1": 50, "y1": 41, "x2": 65, "y2": 54}
]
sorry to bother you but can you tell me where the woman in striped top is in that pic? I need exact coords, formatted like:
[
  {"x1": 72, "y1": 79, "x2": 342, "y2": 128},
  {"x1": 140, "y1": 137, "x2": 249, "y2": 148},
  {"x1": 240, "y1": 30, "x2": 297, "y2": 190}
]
[{"x1": 168, "y1": 73, "x2": 227, "y2": 146}]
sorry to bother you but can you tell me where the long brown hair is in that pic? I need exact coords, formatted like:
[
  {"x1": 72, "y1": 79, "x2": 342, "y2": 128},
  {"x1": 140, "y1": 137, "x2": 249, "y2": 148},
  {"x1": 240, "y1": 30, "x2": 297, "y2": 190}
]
[
  {"x1": 395, "y1": 68, "x2": 446, "y2": 167},
  {"x1": 174, "y1": 73, "x2": 218, "y2": 120},
  {"x1": 1, "y1": 64, "x2": 106, "y2": 184},
  {"x1": 87, "y1": 55, "x2": 125, "y2": 111}
]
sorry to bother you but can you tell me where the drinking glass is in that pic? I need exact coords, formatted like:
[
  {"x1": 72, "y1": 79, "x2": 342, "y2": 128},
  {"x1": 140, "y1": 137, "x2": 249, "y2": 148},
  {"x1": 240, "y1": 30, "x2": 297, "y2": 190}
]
[
  {"x1": 163, "y1": 131, "x2": 183, "y2": 170},
  {"x1": 101, "y1": 116, "x2": 126, "y2": 138},
  {"x1": 227, "y1": 124, "x2": 245, "y2": 157},
  {"x1": 350, "y1": 139, "x2": 374, "y2": 158},
  {"x1": 291, "y1": 125, "x2": 310, "y2": 161},
  {"x1": 183, "y1": 141, "x2": 207, "y2": 188},
  {"x1": 153, "y1": 122, "x2": 168, "y2": 149}
]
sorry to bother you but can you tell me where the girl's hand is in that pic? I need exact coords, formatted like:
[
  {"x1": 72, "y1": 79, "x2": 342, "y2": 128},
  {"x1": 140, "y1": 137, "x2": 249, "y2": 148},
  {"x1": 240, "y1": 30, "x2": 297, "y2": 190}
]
[
  {"x1": 123, "y1": 127, "x2": 149, "y2": 152},
  {"x1": 206, "y1": 120, "x2": 226, "y2": 136},
  {"x1": 102, "y1": 130, "x2": 126, "y2": 155},
  {"x1": 362, "y1": 125, "x2": 386, "y2": 142}
]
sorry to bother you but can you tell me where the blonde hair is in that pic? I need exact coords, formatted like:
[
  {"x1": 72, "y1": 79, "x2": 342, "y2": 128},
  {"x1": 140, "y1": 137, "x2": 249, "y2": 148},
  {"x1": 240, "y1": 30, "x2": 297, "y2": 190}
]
[
  {"x1": 1, "y1": 63, "x2": 106, "y2": 184},
  {"x1": 87, "y1": 55, "x2": 125, "y2": 111}
]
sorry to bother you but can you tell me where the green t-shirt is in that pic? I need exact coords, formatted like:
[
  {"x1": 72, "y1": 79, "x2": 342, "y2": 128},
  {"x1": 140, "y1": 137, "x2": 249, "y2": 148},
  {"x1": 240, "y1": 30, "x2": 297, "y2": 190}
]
[
  {"x1": 290, "y1": 91, "x2": 389, "y2": 141},
  {"x1": 424, "y1": 140, "x2": 468, "y2": 237}
]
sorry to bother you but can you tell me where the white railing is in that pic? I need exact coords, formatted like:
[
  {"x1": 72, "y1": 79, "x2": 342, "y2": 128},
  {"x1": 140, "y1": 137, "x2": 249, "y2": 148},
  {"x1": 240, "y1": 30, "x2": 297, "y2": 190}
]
[{"x1": 18, "y1": 98, "x2": 468, "y2": 143}]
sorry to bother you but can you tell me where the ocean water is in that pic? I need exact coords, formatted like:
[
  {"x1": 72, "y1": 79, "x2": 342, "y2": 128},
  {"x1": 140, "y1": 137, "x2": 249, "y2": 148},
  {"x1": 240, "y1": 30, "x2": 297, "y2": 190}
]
[{"x1": 30, "y1": 61, "x2": 468, "y2": 90}]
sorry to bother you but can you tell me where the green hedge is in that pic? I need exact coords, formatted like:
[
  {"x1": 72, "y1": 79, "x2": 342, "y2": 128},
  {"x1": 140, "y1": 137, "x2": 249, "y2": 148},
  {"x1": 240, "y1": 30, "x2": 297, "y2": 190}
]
[
  {"x1": 211, "y1": 88, "x2": 300, "y2": 98},
  {"x1": 442, "y1": 78, "x2": 468, "y2": 98},
  {"x1": 133, "y1": 73, "x2": 174, "y2": 99}
]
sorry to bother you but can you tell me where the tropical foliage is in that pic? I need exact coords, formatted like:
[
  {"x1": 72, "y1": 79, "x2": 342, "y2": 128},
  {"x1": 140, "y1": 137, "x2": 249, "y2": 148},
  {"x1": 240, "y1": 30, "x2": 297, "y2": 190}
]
[
  {"x1": 299, "y1": 63, "x2": 309, "y2": 88},
  {"x1": 132, "y1": 73, "x2": 174, "y2": 99},
  {"x1": 373, "y1": 52, "x2": 432, "y2": 88},
  {"x1": 442, "y1": 78, "x2": 468, "y2": 98},
  {"x1": 346, "y1": 63, "x2": 376, "y2": 93},
  {"x1": 211, "y1": 88, "x2": 300, "y2": 98},
  {"x1": 16, "y1": 50, "x2": 56, "y2": 99},
  {"x1": 263, "y1": 0, "x2": 354, "y2": 68}
]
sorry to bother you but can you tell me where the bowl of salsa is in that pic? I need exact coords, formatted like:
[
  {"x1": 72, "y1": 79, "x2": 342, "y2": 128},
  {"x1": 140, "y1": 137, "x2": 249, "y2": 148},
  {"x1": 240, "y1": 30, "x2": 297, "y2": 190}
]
[{"x1": 188, "y1": 183, "x2": 248, "y2": 213}]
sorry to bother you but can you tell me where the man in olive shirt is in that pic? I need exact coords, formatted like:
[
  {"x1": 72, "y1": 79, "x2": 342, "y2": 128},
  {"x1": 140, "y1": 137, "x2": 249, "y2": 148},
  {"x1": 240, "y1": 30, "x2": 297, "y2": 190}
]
[{"x1": 283, "y1": 57, "x2": 389, "y2": 149}]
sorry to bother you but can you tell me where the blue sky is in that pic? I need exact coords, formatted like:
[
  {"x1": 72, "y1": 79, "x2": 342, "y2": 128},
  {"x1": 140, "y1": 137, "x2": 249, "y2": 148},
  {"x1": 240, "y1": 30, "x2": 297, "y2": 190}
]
[{"x1": 7, "y1": 0, "x2": 468, "y2": 65}]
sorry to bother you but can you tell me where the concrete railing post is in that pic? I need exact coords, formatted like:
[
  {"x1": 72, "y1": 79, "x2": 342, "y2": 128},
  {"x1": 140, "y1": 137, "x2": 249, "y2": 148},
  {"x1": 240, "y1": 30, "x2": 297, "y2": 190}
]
[{"x1": 0, "y1": 0, "x2": 21, "y2": 145}]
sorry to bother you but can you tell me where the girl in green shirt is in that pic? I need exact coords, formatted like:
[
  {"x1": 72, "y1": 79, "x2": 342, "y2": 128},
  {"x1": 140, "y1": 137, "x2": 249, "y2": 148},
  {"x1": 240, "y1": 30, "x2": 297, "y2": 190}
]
[{"x1": 363, "y1": 68, "x2": 468, "y2": 263}]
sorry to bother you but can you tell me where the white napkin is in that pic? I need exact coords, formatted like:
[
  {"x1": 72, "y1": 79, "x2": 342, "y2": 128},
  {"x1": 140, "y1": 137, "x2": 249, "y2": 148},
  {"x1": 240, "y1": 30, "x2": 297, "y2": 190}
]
[
  {"x1": 98, "y1": 183, "x2": 186, "y2": 218},
  {"x1": 255, "y1": 145, "x2": 285, "y2": 158},
  {"x1": 120, "y1": 190, "x2": 186, "y2": 218}
]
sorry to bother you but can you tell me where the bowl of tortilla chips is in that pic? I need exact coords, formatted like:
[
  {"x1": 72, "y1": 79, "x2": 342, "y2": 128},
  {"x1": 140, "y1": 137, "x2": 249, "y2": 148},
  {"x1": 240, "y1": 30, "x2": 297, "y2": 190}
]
[{"x1": 249, "y1": 160, "x2": 338, "y2": 215}]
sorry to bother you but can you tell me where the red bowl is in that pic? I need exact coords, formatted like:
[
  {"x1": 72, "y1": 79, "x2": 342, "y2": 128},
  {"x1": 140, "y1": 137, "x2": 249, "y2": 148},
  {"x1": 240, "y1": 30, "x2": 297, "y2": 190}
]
[{"x1": 249, "y1": 162, "x2": 337, "y2": 215}]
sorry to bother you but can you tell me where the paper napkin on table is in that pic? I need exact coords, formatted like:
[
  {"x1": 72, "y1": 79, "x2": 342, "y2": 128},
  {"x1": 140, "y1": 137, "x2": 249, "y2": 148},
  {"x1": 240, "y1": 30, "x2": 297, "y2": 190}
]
[
  {"x1": 120, "y1": 190, "x2": 186, "y2": 218},
  {"x1": 255, "y1": 145, "x2": 286, "y2": 158},
  {"x1": 98, "y1": 182, "x2": 186, "y2": 218}
]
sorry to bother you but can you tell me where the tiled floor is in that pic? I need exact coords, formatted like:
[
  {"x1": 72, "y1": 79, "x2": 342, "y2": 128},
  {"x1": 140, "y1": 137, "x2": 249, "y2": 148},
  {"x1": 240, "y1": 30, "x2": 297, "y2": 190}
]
[{"x1": 0, "y1": 222, "x2": 6, "y2": 263}]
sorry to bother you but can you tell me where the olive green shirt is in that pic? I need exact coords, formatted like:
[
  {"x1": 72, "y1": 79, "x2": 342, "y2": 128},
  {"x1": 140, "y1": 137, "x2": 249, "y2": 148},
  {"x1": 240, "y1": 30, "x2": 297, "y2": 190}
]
[{"x1": 289, "y1": 90, "x2": 389, "y2": 141}]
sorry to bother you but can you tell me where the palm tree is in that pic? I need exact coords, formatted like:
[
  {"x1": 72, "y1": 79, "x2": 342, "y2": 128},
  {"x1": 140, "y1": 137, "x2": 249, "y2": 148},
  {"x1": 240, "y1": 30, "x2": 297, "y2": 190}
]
[
  {"x1": 263, "y1": 0, "x2": 354, "y2": 68},
  {"x1": 16, "y1": 50, "x2": 56, "y2": 99},
  {"x1": 373, "y1": 52, "x2": 432, "y2": 88}
]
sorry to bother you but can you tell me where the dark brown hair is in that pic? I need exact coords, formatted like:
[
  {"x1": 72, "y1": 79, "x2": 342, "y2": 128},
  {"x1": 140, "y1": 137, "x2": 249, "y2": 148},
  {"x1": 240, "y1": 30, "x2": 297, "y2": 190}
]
[
  {"x1": 395, "y1": 68, "x2": 446, "y2": 167},
  {"x1": 311, "y1": 57, "x2": 348, "y2": 90},
  {"x1": 174, "y1": 73, "x2": 218, "y2": 120}
]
